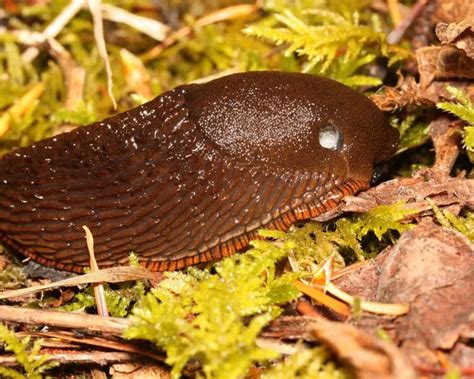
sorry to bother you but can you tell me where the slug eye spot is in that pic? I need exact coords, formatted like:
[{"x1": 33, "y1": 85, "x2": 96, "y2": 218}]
[{"x1": 319, "y1": 125, "x2": 343, "y2": 151}]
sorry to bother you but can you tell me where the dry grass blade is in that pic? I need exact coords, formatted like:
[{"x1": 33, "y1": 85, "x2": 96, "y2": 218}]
[
  {"x1": 325, "y1": 283, "x2": 409, "y2": 316},
  {"x1": 119, "y1": 49, "x2": 153, "y2": 99},
  {"x1": 0, "y1": 82, "x2": 44, "y2": 138},
  {"x1": 142, "y1": 3, "x2": 261, "y2": 61},
  {"x1": 22, "y1": 0, "x2": 86, "y2": 62},
  {"x1": 255, "y1": 338, "x2": 298, "y2": 355},
  {"x1": 102, "y1": 4, "x2": 170, "y2": 41},
  {"x1": 0, "y1": 266, "x2": 155, "y2": 300},
  {"x1": 83, "y1": 225, "x2": 109, "y2": 317},
  {"x1": 387, "y1": 0, "x2": 430, "y2": 44},
  {"x1": 87, "y1": 0, "x2": 117, "y2": 109},
  {"x1": 387, "y1": 0, "x2": 402, "y2": 27},
  {"x1": 47, "y1": 39, "x2": 85, "y2": 109},
  {"x1": 293, "y1": 280, "x2": 351, "y2": 317}
]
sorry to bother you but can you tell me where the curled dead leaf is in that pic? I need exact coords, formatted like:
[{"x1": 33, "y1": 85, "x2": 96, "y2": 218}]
[{"x1": 311, "y1": 319, "x2": 417, "y2": 379}]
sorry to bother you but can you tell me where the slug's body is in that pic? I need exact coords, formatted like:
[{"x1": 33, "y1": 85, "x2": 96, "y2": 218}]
[{"x1": 0, "y1": 72, "x2": 398, "y2": 272}]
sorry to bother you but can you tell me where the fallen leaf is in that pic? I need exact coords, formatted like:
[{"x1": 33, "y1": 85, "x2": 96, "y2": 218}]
[
  {"x1": 311, "y1": 319, "x2": 417, "y2": 379},
  {"x1": 376, "y1": 223, "x2": 474, "y2": 361},
  {"x1": 333, "y1": 222, "x2": 474, "y2": 368}
]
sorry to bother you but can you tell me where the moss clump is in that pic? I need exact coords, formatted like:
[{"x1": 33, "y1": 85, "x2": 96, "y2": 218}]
[
  {"x1": 0, "y1": 323, "x2": 58, "y2": 379},
  {"x1": 261, "y1": 345, "x2": 350, "y2": 379},
  {"x1": 245, "y1": 5, "x2": 410, "y2": 87},
  {"x1": 437, "y1": 86, "x2": 474, "y2": 161},
  {"x1": 125, "y1": 243, "x2": 299, "y2": 379}
]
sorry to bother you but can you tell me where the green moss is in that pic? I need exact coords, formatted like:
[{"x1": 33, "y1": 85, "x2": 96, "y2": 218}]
[
  {"x1": 61, "y1": 281, "x2": 145, "y2": 317},
  {"x1": 151, "y1": 21, "x2": 273, "y2": 91},
  {"x1": 349, "y1": 201, "x2": 417, "y2": 241},
  {"x1": 0, "y1": 264, "x2": 27, "y2": 293},
  {"x1": 263, "y1": 202, "x2": 417, "y2": 269},
  {"x1": 62, "y1": 254, "x2": 146, "y2": 317},
  {"x1": 244, "y1": 6, "x2": 410, "y2": 87},
  {"x1": 390, "y1": 114, "x2": 430, "y2": 153},
  {"x1": 262, "y1": 345, "x2": 350, "y2": 379},
  {"x1": 125, "y1": 245, "x2": 299, "y2": 379},
  {"x1": 437, "y1": 86, "x2": 474, "y2": 161},
  {"x1": 0, "y1": 324, "x2": 58, "y2": 379},
  {"x1": 428, "y1": 199, "x2": 474, "y2": 242}
]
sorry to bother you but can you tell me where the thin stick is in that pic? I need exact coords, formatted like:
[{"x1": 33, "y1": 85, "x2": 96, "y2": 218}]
[
  {"x1": 87, "y1": 0, "x2": 117, "y2": 109},
  {"x1": 331, "y1": 261, "x2": 369, "y2": 280},
  {"x1": 387, "y1": 0, "x2": 429, "y2": 44},
  {"x1": 325, "y1": 282, "x2": 409, "y2": 316},
  {"x1": 0, "y1": 351, "x2": 140, "y2": 367},
  {"x1": 102, "y1": 4, "x2": 170, "y2": 41},
  {"x1": 22, "y1": 0, "x2": 86, "y2": 62},
  {"x1": 0, "y1": 266, "x2": 154, "y2": 300},
  {"x1": 47, "y1": 39, "x2": 85, "y2": 109},
  {"x1": 293, "y1": 280, "x2": 351, "y2": 317},
  {"x1": 0, "y1": 306, "x2": 129, "y2": 335},
  {"x1": 28, "y1": 331, "x2": 165, "y2": 362},
  {"x1": 83, "y1": 225, "x2": 109, "y2": 317},
  {"x1": 142, "y1": 3, "x2": 261, "y2": 62}
]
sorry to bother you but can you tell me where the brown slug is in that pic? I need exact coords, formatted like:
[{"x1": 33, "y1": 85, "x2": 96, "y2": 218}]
[{"x1": 0, "y1": 71, "x2": 399, "y2": 273}]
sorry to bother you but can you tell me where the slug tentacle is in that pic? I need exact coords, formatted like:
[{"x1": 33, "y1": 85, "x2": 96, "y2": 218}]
[{"x1": 0, "y1": 72, "x2": 398, "y2": 272}]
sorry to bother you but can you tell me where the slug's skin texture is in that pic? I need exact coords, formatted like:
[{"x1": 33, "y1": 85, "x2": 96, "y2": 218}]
[{"x1": 0, "y1": 72, "x2": 399, "y2": 272}]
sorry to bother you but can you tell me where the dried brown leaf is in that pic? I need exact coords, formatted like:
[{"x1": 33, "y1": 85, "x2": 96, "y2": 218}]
[
  {"x1": 334, "y1": 223, "x2": 474, "y2": 369},
  {"x1": 416, "y1": 46, "x2": 474, "y2": 88},
  {"x1": 378, "y1": 223, "x2": 474, "y2": 365},
  {"x1": 311, "y1": 319, "x2": 417, "y2": 379}
]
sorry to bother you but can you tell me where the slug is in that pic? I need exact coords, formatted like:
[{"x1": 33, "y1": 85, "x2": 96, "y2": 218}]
[{"x1": 0, "y1": 72, "x2": 399, "y2": 273}]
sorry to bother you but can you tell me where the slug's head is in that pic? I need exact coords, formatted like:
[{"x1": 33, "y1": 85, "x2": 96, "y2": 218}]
[{"x1": 184, "y1": 72, "x2": 399, "y2": 183}]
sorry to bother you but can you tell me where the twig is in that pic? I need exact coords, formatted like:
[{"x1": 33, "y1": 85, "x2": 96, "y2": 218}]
[
  {"x1": 293, "y1": 280, "x2": 351, "y2": 317},
  {"x1": 22, "y1": 0, "x2": 86, "y2": 62},
  {"x1": 331, "y1": 261, "x2": 369, "y2": 281},
  {"x1": 387, "y1": 0, "x2": 429, "y2": 44},
  {"x1": 47, "y1": 39, "x2": 85, "y2": 109},
  {"x1": 102, "y1": 4, "x2": 170, "y2": 41},
  {"x1": 27, "y1": 331, "x2": 165, "y2": 362},
  {"x1": 325, "y1": 283, "x2": 409, "y2": 316},
  {"x1": 255, "y1": 338, "x2": 298, "y2": 355},
  {"x1": 0, "y1": 266, "x2": 155, "y2": 300},
  {"x1": 87, "y1": 0, "x2": 117, "y2": 109},
  {"x1": 11, "y1": 30, "x2": 85, "y2": 110},
  {"x1": 83, "y1": 225, "x2": 109, "y2": 317},
  {"x1": 141, "y1": 3, "x2": 261, "y2": 62},
  {"x1": 0, "y1": 305, "x2": 128, "y2": 335},
  {"x1": 0, "y1": 351, "x2": 141, "y2": 367}
]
